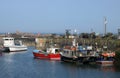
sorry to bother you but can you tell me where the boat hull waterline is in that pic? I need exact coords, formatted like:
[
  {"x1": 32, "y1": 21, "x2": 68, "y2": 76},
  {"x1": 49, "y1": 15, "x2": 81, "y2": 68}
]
[{"x1": 33, "y1": 52, "x2": 61, "y2": 61}]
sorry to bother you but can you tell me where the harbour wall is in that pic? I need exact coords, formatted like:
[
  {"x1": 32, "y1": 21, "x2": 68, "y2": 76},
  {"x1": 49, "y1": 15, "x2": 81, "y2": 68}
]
[{"x1": 0, "y1": 37, "x2": 120, "y2": 51}]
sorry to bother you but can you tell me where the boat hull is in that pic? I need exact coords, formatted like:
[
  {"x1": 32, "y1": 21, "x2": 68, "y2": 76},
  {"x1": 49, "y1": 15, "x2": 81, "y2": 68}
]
[
  {"x1": 1, "y1": 47, "x2": 10, "y2": 52},
  {"x1": 33, "y1": 52, "x2": 60, "y2": 60},
  {"x1": 49, "y1": 54, "x2": 61, "y2": 60},
  {"x1": 9, "y1": 46, "x2": 27, "y2": 52},
  {"x1": 60, "y1": 55, "x2": 78, "y2": 63},
  {"x1": 61, "y1": 54, "x2": 98, "y2": 64},
  {"x1": 96, "y1": 61, "x2": 114, "y2": 66},
  {"x1": 3, "y1": 46, "x2": 27, "y2": 52}
]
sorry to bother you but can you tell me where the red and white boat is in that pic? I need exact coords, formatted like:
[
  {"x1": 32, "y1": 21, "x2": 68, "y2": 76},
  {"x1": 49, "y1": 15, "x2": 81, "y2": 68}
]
[{"x1": 33, "y1": 48, "x2": 61, "y2": 60}]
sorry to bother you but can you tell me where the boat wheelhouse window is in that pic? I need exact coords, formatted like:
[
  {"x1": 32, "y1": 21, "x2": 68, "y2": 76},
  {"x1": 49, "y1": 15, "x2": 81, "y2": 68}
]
[
  {"x1": 55, "y1": 49, "x2": 59, "y2": 52},
  {"x1": 4, "y1": 39, "x2": 13, "y2": 40},
  {"x1": 67, "y1": 51, "x2": 69, "y2": 54},
  {"x1": 63, "y1": 51, "x2": 66, "y2": 53},
  {"x1": 15, "y1": 40, "x2": 20, "y2": 45},
  {"x1": 55, "y1": 49, "x2": 60, "y2": 53},
  {"x1": 71, "y1": 51, "x2": 76, "y2": 56},
  {"x1": 72, "y1": 51, "x2": 74, "y2": 56},
  {"x1": 4, "y1": 39, "x2": 9, "y2": 40},
  {"x1": 63, "y1": 50, "x2": 69, "y2": 54},
  {"x1": 10, "y1": 39, "x2": 13, "y2": 40}
]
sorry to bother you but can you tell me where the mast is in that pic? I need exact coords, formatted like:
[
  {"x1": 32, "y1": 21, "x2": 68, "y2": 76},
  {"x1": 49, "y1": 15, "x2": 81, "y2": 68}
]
[{"x1": 72, "y1": 29, "x2": 77, "y2": 46}]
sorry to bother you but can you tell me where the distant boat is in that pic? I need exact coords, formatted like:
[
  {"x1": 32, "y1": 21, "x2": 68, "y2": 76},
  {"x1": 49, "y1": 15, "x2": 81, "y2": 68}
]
[
  {"x1": 33, "y1": 47, "x2": 61, "y2": 60},
  {"x1": 2, "y1": 37, "x2": 27, "y2": 52}
]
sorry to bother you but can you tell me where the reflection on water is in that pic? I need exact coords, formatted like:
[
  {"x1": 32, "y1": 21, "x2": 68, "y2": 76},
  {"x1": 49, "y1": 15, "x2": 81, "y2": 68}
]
[
  {"x1": 100, "y1": 66, "x2": 115, "y2": 72},
  {"x1": 0, "y1": 46, "x2": 120, "y2": 78}
]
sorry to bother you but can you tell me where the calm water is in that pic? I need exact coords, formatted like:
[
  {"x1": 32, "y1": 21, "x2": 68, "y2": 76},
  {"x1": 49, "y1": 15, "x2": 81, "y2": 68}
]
[{"x1": 0, "y1": 46, "x2": 120, "y2": 78}]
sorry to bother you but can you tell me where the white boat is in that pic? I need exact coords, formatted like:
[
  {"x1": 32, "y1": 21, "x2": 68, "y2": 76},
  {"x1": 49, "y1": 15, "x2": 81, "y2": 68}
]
[{"x1": 2, "y1": 37, "x2": 27, "y2": 52}]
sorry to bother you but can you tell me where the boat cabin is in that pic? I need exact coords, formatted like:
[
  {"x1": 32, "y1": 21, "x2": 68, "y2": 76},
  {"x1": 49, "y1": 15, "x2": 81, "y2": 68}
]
[
  {"x1": 62, "y1": 49, "x2": 77, "y2": 57},
  {"x1": 3, "y1": 37, "x2": 15, "y2": 47},
  {"x1": 2, "y1": 37, "x2": 24, "y2": 47},
  {"x1": 46, "y1": 48, "x2": 60, "y2": 54}
]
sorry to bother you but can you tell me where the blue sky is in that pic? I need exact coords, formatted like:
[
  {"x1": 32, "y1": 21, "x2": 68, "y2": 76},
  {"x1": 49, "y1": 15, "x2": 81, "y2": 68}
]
[{"x1": 0, "y1": 0, "x2": 120, "y2": 34}]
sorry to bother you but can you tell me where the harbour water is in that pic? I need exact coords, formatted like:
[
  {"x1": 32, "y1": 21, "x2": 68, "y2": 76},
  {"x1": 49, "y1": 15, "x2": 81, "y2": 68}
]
[{"x1": 0, "y1": 46, "x2": 120, "y2": 78}]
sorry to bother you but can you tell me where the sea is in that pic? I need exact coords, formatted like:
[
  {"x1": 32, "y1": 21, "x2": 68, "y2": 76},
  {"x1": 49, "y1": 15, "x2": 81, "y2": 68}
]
[{"x1": 0, "y1": 46, "x2": 120, "y2": 78}]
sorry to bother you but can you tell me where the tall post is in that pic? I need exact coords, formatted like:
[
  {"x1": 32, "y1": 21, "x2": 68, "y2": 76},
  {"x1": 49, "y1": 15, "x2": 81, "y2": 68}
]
[
  {"x1": 104, "y1": 17, "x2": 107, "y2": 36},
  {"x1": 104, "y1": 17, "x2": 108, "y2": 51}
]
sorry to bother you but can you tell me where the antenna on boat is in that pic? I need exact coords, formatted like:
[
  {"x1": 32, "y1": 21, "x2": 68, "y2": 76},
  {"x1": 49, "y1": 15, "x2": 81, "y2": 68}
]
[{"x1": 72, "y1": 29, "x2": 78, "y2": 46}]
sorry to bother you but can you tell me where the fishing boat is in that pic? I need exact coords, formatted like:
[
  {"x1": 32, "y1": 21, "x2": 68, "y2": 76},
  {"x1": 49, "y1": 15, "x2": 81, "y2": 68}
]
[
  {"x1": 61, "y1": 45, "x2": 98, "y2": 64},
  {"x1": 2, "y1": 37, "x2": 27, "y2": 52},
  {"x1": 60, "y1": 37, "x2": 83, "y2": 63},
  {"x1": 33, "y1": 47, "x2": 61, "y2": 60},
  {"x1": 60, "y1": 32, "x2": 99, "y2": 64},
  {"x1": 60, "y1": 46, "x2": 78, "y2": 63},
  {"x1": 96, "y1": 52, "x2": 115, "y2": 66}
]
